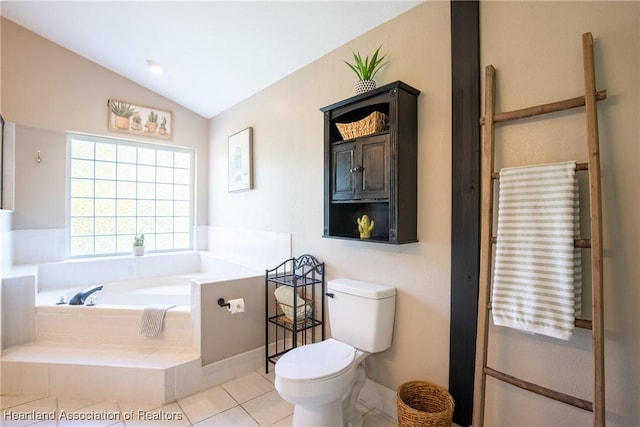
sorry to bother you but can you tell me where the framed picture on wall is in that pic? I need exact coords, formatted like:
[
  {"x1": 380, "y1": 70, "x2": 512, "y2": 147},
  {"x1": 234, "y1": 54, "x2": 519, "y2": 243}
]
[
  {"x1": 228, "y1": 127, "x2": 253, "y2": 192},
  {"x1": 107, "y1": 99, "x2": 172, "y2": 139}
]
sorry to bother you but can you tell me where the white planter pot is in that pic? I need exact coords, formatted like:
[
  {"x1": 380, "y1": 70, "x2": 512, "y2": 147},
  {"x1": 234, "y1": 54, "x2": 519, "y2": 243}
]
[
  {"x1": 133, "y1": 246, "x2": 145, "y2": 256},
  {"x1": 355, "y1": 80, "x2": 376, "y2": 94}
]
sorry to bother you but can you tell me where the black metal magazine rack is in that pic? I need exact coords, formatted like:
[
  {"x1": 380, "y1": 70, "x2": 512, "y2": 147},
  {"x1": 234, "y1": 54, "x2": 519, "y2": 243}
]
[{"x1": 265, "y1": 254, "x2": 325, "y2": 373}]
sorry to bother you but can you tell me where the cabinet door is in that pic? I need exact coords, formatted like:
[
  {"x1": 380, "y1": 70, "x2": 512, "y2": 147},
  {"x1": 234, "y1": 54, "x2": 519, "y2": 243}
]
[
  {"x1": 357, "y1": 134, "x2": 389, "y2": 200},
  {"x1": 331, "y1": 141, "x2": 356, "y2": 201}
]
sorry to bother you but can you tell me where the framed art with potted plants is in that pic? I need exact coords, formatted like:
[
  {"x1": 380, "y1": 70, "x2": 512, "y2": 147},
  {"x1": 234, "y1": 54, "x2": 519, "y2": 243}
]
[{"x1": 107, "y1": 99, "x2": 172, "y2": 139}]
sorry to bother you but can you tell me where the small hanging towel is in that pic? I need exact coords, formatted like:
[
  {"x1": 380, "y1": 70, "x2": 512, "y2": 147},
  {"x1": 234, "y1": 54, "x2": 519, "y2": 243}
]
[
  {"x1": 492, "y1": 161, "x2": 582, "y2": 340},
  {"x1": 140, "y1": 304, "x2": 176, "y2": 337}
]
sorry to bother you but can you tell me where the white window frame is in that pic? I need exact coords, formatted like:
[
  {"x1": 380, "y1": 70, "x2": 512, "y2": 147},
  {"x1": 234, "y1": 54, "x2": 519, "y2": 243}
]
[{"x1": 66, "y1": 132, "x2": 195, "y2": 258}]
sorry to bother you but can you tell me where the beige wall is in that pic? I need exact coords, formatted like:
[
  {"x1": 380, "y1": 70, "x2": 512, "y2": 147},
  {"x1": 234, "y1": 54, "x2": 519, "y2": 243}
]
[
  {"x1": 210, "y1": 1, "x2": 453, "y2": 390},
  {"x1": 210, "y1": 1, "x2": 639, "y2": 425},
  {"x1": 0, "y1": 18, "x2": 209, "y2": 230},
  {"x1": 480, "y1": 1, "x2": 639, "y2": 426},
  {"x1": 1, "y1": 1, "x2": 637, "y2": 425},
  {"x1": 200, "y1": 275, "x2": 265, "y2": 366}
]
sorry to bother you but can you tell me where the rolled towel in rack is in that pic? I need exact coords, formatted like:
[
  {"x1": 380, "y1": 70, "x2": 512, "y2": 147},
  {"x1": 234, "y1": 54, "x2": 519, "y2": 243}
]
[{"x1": 274, "y1": 286, "x2": 312, "y2": 322}]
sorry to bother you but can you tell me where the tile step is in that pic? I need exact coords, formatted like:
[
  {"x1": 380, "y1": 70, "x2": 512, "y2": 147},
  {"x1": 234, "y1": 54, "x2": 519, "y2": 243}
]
[
  {"x1": 1, "y1": 341, "x2": 201, "y2": 404},
  {"x1": 1, "y1": 341, "x2": 198, "y2": 368}
]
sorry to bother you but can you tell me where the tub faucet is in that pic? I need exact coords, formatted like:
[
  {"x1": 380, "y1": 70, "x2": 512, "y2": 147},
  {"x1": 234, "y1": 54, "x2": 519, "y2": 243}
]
[{"x1": 68, "y1": 285, "x2": 104, "y2": 305}]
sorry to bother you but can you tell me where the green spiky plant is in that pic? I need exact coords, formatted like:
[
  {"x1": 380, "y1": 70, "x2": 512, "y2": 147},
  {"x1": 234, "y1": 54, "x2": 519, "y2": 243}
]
[
  {"x1": 147, "y1": 111, "x2": 158, "y2": 123},
  {"x1": 344, "y1": 46, "x2": 388, "y2": 81},
  {"x1": 133, "y1": 234, "x2": 145, "y2": 247},
  {"x1": 110, "y1": 101, "x2": 136, "y2": 118}
]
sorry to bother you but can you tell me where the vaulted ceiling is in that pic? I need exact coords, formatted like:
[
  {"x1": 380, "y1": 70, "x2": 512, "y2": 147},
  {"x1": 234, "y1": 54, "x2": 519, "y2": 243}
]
[{"x1": 1, "y1": 1, "x2": 421, "y2": 118}]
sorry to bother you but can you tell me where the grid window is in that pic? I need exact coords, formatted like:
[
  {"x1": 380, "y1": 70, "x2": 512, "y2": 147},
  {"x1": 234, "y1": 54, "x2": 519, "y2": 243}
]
[{"x1": 68, "y1": 134, "x2": 194, "y2": 257}]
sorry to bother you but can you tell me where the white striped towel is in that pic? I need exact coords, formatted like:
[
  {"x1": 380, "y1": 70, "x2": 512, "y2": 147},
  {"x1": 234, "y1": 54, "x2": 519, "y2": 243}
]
[
  {"x1": 492, "y1": 161, "x2": 582, "y2": 340},
  {"x1": 140, "y1": 304, "x2": 176, "y2": 337}
]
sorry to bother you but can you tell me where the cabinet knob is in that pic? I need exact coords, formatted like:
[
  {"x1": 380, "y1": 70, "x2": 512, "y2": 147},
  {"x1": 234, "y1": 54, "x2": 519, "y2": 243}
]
[
  {"x1": 350, "y1": 166, "x2": 364, "y2": 173},
  {"x1": 325, "y1": 292, "x2": 335, "y2": 298}
]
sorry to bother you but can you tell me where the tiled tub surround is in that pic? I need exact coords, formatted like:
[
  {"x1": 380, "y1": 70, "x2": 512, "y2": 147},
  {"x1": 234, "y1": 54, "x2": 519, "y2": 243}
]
[
  {"x1": 1, "y1": 251, "x2": 267, "y2": 405},
  {"x1": 35, "y1": 276, "x2": 194, "y2": 348},
  {"x1": 35, "y1": 251, "x2": 253, "y2": 293}
]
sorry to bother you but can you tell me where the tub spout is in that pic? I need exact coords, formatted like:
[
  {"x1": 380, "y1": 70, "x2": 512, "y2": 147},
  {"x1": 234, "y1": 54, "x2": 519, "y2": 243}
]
[{"x1": 68, "y1": 285, "x2": 104, "y2": 305}]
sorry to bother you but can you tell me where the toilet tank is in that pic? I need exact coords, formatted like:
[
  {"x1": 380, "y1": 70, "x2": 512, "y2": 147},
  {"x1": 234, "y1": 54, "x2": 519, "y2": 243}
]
[{"x1": 327, "y1": 278, "x2": 396, "y2": 353}]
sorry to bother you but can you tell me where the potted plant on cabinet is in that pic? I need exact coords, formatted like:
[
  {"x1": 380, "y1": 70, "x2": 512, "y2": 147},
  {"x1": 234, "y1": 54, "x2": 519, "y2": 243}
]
[
  {"x1": 344, "y1": 46, "x2": 388, "y2": 94},
  {"x1": 133, "y1": 234, "x2": 145, "y2": 256},
  {"x1": 110, "y1": 101, "x2": 136, "y2": 130}
]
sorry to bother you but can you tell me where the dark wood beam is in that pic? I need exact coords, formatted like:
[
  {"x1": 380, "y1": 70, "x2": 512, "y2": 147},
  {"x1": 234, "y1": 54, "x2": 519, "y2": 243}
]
[{"x1": 449, "y1": 1, "x2": 480, "y2": 426}]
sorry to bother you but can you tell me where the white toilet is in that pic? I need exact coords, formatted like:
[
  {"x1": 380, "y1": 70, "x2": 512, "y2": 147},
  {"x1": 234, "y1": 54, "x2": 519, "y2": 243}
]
[{"x1": 274, "y1": 278, "x2": 396, "y2": 427}]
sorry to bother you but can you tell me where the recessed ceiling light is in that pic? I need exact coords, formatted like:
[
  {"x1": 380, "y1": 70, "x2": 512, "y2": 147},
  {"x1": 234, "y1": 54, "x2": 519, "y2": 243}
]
[{"x1": 146, "y1": 59, "x2": 164, "y2": 75}]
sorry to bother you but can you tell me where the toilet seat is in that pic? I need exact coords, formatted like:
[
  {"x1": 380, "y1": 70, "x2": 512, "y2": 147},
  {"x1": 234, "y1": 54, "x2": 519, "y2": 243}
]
[{"x1": 276, "y1": 338, "x2": 355, "y2": 382}]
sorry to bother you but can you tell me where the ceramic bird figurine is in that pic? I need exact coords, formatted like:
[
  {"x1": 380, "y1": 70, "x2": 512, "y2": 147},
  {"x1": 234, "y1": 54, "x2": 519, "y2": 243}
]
[{"x1": 357, "y1": 215, "x2": 375, "y2": 239}]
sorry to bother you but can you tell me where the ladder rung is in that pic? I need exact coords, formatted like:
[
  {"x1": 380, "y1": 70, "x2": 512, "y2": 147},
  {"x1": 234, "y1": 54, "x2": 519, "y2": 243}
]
[
  {"x1": 574, "y1": 239, "x2": 592, "y2": 248},
  {"x1": 575, "y1": 318, "x2": 593, "y2": 329},
  {"x1": 486, "y1": 303, "x2": 593, "y2": 330},
  {"x1": 480, "y1": 90, "x2": 607, "y2": 125},
  {"x1": 484, "y1": 366, "x2": 593, "y2": 412},
  {"x1": 490, "y1": 236, "x2": 591, "y2": 248},
  {"x1": 491, "y1": 162, "x2": 588, "y2": 179}
]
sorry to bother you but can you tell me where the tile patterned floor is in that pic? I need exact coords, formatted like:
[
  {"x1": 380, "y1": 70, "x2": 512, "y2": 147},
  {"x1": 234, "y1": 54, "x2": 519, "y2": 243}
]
[{"x1": 1, "y1": 369, "x2": 398, "y2": 427}]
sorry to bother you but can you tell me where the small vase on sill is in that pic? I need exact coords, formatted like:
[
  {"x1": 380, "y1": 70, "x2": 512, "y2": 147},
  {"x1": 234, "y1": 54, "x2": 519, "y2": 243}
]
[{"x1": 133, "y1": 234, "x2": 145, "y2": 255}]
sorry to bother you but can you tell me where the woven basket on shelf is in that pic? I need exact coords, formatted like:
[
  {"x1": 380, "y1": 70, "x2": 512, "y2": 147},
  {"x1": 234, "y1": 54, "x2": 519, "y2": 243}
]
[
  {"x1": 396, "y1": 381, "x2": 454, "y2": 427},
  {"x1": 276, "y1": 297, "x2": 313, "y2": 324},
  {"x1": 273, "y1": 286, "x2": 313, "y2": 323},
  {"x1": 335, "y1": 111, "x2": 385, "y2": 140}
]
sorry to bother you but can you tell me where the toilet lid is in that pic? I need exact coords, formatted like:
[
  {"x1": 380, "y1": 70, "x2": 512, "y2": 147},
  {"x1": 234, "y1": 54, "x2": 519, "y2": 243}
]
[{"x1": 276, "y1": 339, "x2": 355, "y2": 381}]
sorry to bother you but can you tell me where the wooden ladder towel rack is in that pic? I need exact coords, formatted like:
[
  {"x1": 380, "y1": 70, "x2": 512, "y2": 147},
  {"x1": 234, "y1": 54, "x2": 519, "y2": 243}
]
[{"x1": 472, "y1": 32, "x2": 606, "y2": 426}]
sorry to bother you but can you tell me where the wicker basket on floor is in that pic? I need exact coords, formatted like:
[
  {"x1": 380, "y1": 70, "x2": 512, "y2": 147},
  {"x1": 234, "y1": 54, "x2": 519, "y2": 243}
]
[{"x1": 397, "y1": 381, "x2": 455, "y2": 427}]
